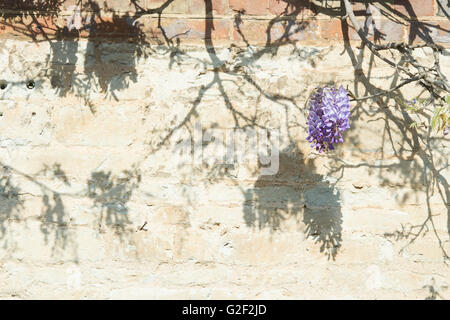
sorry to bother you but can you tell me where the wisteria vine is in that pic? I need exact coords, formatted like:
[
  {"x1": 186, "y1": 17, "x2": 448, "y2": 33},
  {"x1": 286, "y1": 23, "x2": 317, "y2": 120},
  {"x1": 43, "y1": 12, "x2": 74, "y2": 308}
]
[{"x1": 307, "y1": 86, "x2": 351, "y2": 153}]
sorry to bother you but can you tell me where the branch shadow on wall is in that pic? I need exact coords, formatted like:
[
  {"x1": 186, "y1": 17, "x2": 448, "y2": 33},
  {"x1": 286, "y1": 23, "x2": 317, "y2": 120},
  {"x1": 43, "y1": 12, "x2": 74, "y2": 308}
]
[
  {"x1": 243, "y1": 149, "x2": 342, "y2": 260},
  {"x1": 142, "y1": 0, "x2": 344, "y2": 260},
  {"x1": 0, "y1": 168, "x2": 24, "y2": 253},
  {"x1": 0, "y1": 161, "x2": 141, "y2": 262},
  {"x1": 49, "y1": 3, "x2": 149, "y2": 106},
  {"x1": 87, "y1": 168, "x2": 141, "y2": 239},
  {"x1": 0, "y1": 0, "x2": 151, "y2": 107},
  {"x1": 0, "y1": 163, "x2": 77, "y2": 260},
  {"x1": 37, "y1": 163, "x2": 74, "y2": 258},
  {"x1": 334, "y1": 7, "x2": 450, "y2": 259},
  {"x1": 0, "y1": 0, "x2": 448, "y2": 263}
]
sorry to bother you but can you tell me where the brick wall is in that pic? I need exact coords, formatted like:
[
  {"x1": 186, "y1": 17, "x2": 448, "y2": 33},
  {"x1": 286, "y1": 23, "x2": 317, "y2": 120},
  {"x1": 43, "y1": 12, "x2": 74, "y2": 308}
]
[
  {"x1": 0, "y1": 1, "x2": 449, "y2": 299},
  {"x1": 0, "y1": 1, "x2": 449, "y2": 45}
]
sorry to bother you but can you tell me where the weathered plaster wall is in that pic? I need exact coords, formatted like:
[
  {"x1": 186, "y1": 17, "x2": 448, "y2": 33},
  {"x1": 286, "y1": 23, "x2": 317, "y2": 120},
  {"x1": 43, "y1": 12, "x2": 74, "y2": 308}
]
[{"x1": 0, "y1": 0, "x2": 449, "y2": 299}]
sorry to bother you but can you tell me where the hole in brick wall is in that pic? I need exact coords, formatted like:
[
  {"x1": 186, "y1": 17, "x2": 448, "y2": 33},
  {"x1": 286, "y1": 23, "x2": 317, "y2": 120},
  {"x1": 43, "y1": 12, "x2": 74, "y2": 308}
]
[
  {"x1": 26, "y1": 80, "x2": 35, "y2": 90},
  {"x1": 31, "y1": 112, "x2": 36, "y2": 116},
  {"x1": 0, "y1": 81, "x2": 7, "y2": 90}
]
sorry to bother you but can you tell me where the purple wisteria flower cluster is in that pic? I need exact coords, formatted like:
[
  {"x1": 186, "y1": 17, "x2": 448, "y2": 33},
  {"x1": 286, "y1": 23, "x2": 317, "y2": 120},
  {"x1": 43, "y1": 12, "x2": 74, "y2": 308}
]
[{"x1": 307, "y1": 86, "x2": 351, "y2": 153}]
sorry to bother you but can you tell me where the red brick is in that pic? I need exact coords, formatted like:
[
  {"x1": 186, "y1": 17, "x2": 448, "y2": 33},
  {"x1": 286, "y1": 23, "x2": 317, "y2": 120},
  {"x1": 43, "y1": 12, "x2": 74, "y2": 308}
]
[
  {"x1": 229, "y1": 0, "x2": 269, "y2": 15},
  {"x1": 321, "y1": 17, "x2": 404, "y2": 42},
  {"x1": 407, "y1": 20, "x2": 450, "y2": 43},
  {"x1": 320, "y1": 19, "x2": 358, "y2": 41},
  {"x1": 0, "y1": 0, "x2": 60, "y2": 11},
  {"x1": 98, "y1": 0, "x2": 134, "y2": 12},
  {"x1": 86, "y1": 15, "x2": 142, "y2": 39},
  {"x1": 30, "y1": 16, "x2": 60, "y2": 34},
  {"x1": 269, "y1": 0, "x2": 288, "y2": 15},
  {"x1": 269, "y1": 19, "x2": 319, "y2": 41},
  {"x1": 350, "y1": 1, "x2": 395, "y2": 16},
  {"x1": 145, "y1": 18, "x2": 231, "y2": 42},
  {"x1": 188, "y1": 0, "x2": 229, "y2": 15},
  {"x1": 0, "y1": 21, "x2": 15, "y2": 37},
  {"x1": 0, "y1": 15, "x2": 60, "y2": 39},
  {"x1": 369, "y1": 19, "x2": 404, "y2": 42},
  {"x1": 189, "y1": 19, "x2": 231, "y2": 40},
  {"x1": 394, "y1": 0, "x2": 435, "y2": 17},
  {"x1": 269, "y1": 0, "x2": 316, "y2": 16},
  {"x1": 233, "y1": 17, "x2": 317, "y2": 44},
  {"x1": 61, "y1": 0, "x2": 134, "y2": 13},
  {"x1": 233, "y1": 20, "x2": 268, "y2": 43},
  {"x1": 435, "y1": 21, "x2": 450, "y2": 43},
  {"x1": 146, "y1": 0, "x2": 188, "y2": 14}
]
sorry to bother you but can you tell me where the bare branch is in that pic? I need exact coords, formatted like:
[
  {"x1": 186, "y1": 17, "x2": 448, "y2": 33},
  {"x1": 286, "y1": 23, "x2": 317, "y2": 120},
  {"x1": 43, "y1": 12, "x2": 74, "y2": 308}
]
[
  {"x1": 350, "y1": 76, "x2": 423, "y2": 101},
  {"x1": 341, "y1": 0, "x2": 450, "y2": 99}
]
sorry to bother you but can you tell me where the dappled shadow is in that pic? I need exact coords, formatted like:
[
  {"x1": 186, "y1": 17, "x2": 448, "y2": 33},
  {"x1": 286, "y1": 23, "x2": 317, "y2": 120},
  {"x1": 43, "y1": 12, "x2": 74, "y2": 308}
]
[
  {"x1": 423, "y1": 277, "x2": 447, "y2": 300},
  {"x1": 36, "y1": 163, "x2": 73, "y2": 258},
  {"x1": 376, "y1": 0, "x2": 449, "y2": 44},
  {"x1": 145, "y1": 0, "x2": 320, "y2": 155},
  {"x1": 243, "y1": 150, "x2": 342, "y2": 260},
  {"x1": 0, "y1": 161, "x2": 142, "y2": 261},
  {"x1": 39, "y1": 192, "x2": 74, "y2": 257},
  {"x1": 0, "y1": 0, "x2": 448, "y2": 263},
  {"x1": 134, "y1": 0, "x2": 447, "y2": 262},
  {"x1": 87, "y1": 168, "x2": 141, "y2": 238},
  {"x1": 1, "y1": 0, "x2": 150, "y2": 106},
  {"x1": 0, "y1": 168, "x2": 24, "y2": 251},
  {"x1": 49, "y1": 27, "x2": 80, "y2": 97},
  {"x1": 0, "y1": 0, "x2": 64, "y2": 19},
  {"x1": 51, "y1": 5, "x2": 148, "y2": 104},
  {"x1": 0, "y1": 162, "x2": 77, "y2": 259},
  {"x1": 331, "y1": 10, "x2": 450, "y2": 259}
]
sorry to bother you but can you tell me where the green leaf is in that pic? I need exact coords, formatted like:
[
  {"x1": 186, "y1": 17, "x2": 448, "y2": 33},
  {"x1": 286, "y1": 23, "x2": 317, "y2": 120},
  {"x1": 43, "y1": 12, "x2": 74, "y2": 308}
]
[
  {"x1": 431, "y1": 115, "x2": 438, "y2": 130},
  {"x1": 409, "y1": 122, "x2": 418, "y2": 129}
]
